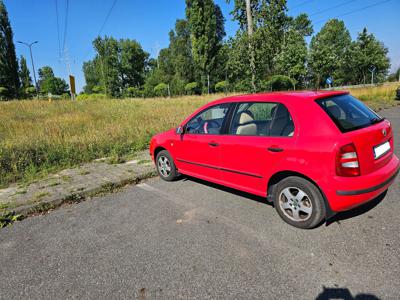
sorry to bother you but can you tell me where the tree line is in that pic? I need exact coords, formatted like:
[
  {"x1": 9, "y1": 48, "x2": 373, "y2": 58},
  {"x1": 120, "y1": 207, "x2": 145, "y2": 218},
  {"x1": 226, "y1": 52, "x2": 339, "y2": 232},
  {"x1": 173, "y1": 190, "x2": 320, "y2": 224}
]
[
  {"x1": 0, "y1": 0, "x2": 398, "y2": 100},
  {"x1": 0, "y1": 0, "x2": 69, "y2": 100}
]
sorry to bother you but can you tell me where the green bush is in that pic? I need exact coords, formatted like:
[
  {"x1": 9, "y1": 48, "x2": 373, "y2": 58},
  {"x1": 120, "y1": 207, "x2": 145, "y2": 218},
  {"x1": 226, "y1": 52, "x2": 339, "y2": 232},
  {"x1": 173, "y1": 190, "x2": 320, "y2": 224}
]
[
  {"x1": 124, "y1": 87, "x2": 143, "y2": 98},
  {"x1": 215, "y1": 81, "x2": 229, "y2": 93},
  {"x1": 25, "y1": 86, "x2": 37, "y2": 99},
  {"x1": 0, "y1": 87, "x2": 8, "y2": 100},
  {"x1": 61, "y1": 93, "x2": 70, "y2": 100},
  {"x1": 92, "y1": 85, "x2": 105, "y2": 94},
  {"x1": 264, "y1": 75, "x2": 294, "y2": 91},
  {"x1": 185, "y1": 82, "x2": 200, "y2": 95},
  {"x1": 76, "y1": 93, "x2": 107, "y2": 100},
  {"x1": 154, "y1": 83, "x2": 169, "y2": 97}
]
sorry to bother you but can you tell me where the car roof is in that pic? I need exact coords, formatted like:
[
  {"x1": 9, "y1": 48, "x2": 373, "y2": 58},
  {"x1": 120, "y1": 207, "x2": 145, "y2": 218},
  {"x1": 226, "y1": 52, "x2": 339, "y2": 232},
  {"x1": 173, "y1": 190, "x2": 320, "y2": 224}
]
[{"x1": 209, "y1": 90, "x2": 349, "y2": 105}]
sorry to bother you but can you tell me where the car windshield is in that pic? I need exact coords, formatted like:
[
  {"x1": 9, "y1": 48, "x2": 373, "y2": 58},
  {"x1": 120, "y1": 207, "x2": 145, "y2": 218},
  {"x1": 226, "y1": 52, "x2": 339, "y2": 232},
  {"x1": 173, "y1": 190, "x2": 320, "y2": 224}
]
[{"x1": 316, "y1": 94, "x2": 383, "y2": 133}]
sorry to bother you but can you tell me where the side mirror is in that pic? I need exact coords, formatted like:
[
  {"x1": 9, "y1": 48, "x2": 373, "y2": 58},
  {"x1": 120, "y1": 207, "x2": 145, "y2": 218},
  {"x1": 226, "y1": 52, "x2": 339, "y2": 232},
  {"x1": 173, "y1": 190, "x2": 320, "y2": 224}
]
[{"x1": 176, "y1": 126, "x2": 184, "y2": 134}]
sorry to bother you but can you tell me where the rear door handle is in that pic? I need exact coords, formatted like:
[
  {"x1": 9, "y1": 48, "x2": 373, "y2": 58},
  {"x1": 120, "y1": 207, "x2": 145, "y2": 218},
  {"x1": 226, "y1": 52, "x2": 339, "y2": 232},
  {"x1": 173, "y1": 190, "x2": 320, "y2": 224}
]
[
  {"x1": 267, "y1": 147, "x2": 283, "y2": 152},
  {"x1": 208, "y1": 142, "x2": 219, "y2": 147}
]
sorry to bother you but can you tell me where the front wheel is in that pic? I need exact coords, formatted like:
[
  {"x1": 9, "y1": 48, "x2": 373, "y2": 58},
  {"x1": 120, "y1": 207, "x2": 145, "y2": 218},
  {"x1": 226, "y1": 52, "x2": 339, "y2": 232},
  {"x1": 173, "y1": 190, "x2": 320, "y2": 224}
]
[
  {"x1": 273, "y1": 176, "x2": 326, "y2": 229},
  {"x1": 155, "y1": 150, "x2": 179, "y2": 181}
]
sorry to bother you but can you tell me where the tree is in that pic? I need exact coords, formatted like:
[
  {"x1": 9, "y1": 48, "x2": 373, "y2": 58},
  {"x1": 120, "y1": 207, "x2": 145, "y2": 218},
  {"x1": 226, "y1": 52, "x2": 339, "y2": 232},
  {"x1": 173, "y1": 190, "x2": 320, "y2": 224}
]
[
  {"x1": 82, "y1": 59, "x2": 101, "y2": 94},
  {"x1": 309, "y1": 19, "x2": 352, "y2": 87},
  {"x1": 229, "y1": 0, "x2": 291, "y2": 90},
  {"x1": 83, "y1": 37, "x2": 149, "y2": 97},
  {"x1": 19, "y1": 56, "x2": 32, "y2": 89},
  {"x1": 289, "y1": 13, "x2": 313, "y2": 37},
  {"x1": 387, "y1": 68, "x2": 400, "y2": 82},
  {"x1": 119, "y1": 39, "x2": 149, "y2": 89},
  {"x1": 0, "y1": 0, "x2": 20, "y2": 99},
  {"x1": 168, "y1": 19, "x2": 195, "y2": 84},
  {"x1": 38, "y1": 66, "x2": 69, "y2": 95},
  {"x1": 274, "y1": 29, "x2": 308, "y2": 88},
  {"x1": 185, "y1": 0, "x2": 225, "y2": 91},
  {"x1": 349, "y1": 28, "x2": 390, "y2": 84},
  {"x1": 93, "y1": 36, "x2": 120, "y2": 97}
]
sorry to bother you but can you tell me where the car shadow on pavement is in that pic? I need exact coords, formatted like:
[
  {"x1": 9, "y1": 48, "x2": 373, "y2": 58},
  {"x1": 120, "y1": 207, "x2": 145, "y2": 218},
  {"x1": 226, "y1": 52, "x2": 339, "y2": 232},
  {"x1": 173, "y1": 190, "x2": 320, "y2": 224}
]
[
  {"x1": 180, "y1": 175, "x2": 387, "y2": 227},
  {"x1": 325, "y1": 190, "x2": 387, "y2": 226},
  {"x1": 181, "y1": 175, "x2": 273, "y2": 206},
  {"x1": 316, "y1": 286, "x2": 380, "y2": 300}
]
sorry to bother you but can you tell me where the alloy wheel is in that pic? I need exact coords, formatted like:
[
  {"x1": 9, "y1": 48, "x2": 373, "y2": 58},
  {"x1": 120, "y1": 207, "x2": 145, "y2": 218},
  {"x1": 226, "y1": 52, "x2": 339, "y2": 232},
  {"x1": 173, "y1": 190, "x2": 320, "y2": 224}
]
[
  {"x1": 278, "y1": 187, "x2": 313, "y2": 222},
  {"x1": 157, "y1": 156, "x2": 171, "y2": 177}
]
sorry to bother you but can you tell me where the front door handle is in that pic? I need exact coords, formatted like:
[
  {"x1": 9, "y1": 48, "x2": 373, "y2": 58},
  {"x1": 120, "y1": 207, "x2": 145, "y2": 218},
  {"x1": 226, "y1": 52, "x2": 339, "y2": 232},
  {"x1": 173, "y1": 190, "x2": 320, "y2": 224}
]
[
  {"x1": 208, "y1": 142, "x2": 219, "y2": 147},
  {"x1": 267, "y1": 147, "x2": 283, "y2": 152}
]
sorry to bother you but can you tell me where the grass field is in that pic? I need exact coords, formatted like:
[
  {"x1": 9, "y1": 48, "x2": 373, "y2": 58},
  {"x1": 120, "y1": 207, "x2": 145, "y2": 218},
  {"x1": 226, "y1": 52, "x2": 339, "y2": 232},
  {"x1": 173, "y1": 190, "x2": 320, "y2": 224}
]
[{"x1": 0, "y1": 83, "x2": 399, "y2": 187}]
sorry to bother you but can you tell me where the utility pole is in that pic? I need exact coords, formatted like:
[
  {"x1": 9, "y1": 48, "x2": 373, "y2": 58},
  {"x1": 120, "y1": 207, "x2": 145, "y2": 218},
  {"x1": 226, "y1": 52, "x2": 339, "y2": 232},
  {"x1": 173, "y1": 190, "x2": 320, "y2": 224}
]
[
  {"x1": 245, "y1": 0, "x2": 256, "y2": 93},
  {"x1": 62, "y1": 46, "x2": 76, "y2": 100},
  {"x1": 17, "y1": 41, "x2": 39, "y2": 97}
]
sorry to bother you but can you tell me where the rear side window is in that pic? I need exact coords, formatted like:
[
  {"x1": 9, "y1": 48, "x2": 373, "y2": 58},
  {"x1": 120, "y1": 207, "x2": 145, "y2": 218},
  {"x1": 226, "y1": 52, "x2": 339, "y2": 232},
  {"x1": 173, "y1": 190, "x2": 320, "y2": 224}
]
[
  {"x1": 230, "y1": 102, "x2": 294, "y2": 137},
  {"x1": 316, "y1": 94, "x2": 383, "y2": 133}
]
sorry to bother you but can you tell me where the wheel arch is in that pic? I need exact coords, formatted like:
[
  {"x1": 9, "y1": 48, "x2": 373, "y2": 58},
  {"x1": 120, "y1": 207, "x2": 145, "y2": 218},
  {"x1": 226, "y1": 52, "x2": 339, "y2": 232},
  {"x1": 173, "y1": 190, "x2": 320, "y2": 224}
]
[
  {"x1": 267, "y1": 170, "x2": 334, "y2": 219},
  {"x1": 154, "y1": 146, "x2": 167, "y2": 159}
]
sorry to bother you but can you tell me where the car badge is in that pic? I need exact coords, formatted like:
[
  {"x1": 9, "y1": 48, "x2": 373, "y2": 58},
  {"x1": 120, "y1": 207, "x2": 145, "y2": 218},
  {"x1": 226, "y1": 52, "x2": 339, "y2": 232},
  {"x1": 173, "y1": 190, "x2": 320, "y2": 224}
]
[{"x1": 382, "y1": 128, "x2": 387, "y2": 136}]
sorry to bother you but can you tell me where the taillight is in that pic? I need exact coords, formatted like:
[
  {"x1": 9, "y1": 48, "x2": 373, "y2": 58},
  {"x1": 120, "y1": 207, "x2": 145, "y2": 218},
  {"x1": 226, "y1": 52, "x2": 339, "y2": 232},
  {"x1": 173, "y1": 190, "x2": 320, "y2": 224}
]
[{"x1": 336, "y1": 143, "x2": 360, "y2": 177}]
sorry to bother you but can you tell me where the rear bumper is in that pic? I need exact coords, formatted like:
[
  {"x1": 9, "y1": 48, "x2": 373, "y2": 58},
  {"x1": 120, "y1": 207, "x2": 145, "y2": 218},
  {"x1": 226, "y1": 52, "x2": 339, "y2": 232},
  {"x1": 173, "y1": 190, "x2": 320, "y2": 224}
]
[{"x1": 325, "y1": 154, "x2": 399, "y2": 212}]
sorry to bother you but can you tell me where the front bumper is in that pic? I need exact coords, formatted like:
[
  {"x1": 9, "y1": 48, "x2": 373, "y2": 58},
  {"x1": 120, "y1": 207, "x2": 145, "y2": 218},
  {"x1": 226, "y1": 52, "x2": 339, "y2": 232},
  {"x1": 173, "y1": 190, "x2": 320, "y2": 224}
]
[{"x1": 325, "y1": 154, "x2": 399, "y2": 212}]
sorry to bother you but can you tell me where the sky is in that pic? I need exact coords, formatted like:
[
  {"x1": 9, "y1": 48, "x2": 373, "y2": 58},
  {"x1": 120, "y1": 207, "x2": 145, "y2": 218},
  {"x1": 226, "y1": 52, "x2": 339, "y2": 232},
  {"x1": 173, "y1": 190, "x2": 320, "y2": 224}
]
[{"x1": 4, "y1": 0, "x2": 400, "y2": 92}]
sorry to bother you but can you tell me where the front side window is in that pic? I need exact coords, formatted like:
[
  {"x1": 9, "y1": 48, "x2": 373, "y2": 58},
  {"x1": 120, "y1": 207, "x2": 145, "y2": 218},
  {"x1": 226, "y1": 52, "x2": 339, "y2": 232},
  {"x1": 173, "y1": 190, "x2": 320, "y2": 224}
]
[
  {"x1": 185, "y1": 103, "x2": 230, "y2": 134},
  {"x1": 316, "y1": 94, "x2": 383, "y2": 132},
  {"x1": 230, "y1": 102, "x2": 294, "y2": 137}
]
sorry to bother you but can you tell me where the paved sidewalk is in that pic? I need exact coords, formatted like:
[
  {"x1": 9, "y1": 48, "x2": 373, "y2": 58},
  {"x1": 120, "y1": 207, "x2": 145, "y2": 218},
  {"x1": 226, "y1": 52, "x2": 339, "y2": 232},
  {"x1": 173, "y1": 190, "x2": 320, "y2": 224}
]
[{"x1": 0, "y1": 150, "x2": 155, "y2": 218}]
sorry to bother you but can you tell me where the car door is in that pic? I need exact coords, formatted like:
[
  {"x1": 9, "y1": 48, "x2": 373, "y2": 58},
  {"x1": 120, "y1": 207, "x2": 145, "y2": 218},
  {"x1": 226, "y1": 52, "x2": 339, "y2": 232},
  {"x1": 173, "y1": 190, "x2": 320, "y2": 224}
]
[
  {"x1": 174, "y1": 103, "x2": 231, "y2": 182},
  {"x1": 219, "y1": 102, "x2": 297, "y2": 196}
]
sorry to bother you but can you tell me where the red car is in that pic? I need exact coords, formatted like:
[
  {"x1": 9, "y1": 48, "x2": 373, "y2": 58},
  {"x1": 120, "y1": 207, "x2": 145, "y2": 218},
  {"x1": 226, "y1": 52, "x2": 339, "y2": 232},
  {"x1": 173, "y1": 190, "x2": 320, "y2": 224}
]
[{"x1": 150, "y1": 91, "x2": 399, "y2": 228}]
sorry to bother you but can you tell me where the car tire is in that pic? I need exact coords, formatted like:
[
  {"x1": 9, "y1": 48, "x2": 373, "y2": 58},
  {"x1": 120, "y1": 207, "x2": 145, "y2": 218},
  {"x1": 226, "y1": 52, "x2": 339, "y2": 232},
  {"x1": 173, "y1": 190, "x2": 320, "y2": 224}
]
[
  {"x1": 155, "y1": 150, "x2": 179, "y2": 181},
  {"x1": 272, "y1": 176, "x2": 326, "y2": 229}
]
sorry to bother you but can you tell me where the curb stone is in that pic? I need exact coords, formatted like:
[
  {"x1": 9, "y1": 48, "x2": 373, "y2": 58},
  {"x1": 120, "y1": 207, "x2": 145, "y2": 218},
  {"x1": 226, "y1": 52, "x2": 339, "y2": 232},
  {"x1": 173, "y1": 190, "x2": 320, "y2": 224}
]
[{"x1": 0, "y1": 150, "x2": 156, "y2": 226}]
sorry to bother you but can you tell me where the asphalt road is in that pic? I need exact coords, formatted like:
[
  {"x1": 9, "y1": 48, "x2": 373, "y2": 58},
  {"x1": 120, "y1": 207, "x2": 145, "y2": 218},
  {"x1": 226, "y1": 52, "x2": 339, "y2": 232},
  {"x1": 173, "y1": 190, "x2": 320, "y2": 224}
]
[{"x1": 1, "y1": 106, "x2": 400, "y2": 300}]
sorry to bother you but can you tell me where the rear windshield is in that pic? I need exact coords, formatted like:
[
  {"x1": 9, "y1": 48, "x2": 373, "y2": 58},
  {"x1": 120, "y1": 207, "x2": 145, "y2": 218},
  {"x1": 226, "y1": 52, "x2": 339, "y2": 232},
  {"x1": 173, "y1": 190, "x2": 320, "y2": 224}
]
[{"x1": 316, "y1": 94, "x2": 383, "y2": 133}]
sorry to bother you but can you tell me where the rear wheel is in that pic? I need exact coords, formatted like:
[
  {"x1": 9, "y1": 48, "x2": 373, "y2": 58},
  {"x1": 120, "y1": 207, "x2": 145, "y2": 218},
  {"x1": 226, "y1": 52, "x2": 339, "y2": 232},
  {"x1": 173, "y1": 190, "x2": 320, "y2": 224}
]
[
  {"x1": 155, "y1": 150, "x2": 179, "y2": 181},
  {"x1": 272, "y1": 176, "x2": 326, "y2": 229}
]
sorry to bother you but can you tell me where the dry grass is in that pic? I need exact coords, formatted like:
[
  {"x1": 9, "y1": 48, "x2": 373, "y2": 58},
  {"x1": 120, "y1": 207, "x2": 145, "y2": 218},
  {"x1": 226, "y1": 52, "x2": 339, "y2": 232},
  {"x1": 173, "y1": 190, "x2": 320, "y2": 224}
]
[
  {"x1": 341, "y1": 82, "x2": 399, "y2": 111},
  {"x1": 0, "y1": 94, "x2": 220, "y2": 186},
  {"x1": 0, "y1": 84, "x2": 398, "y2": 187}
]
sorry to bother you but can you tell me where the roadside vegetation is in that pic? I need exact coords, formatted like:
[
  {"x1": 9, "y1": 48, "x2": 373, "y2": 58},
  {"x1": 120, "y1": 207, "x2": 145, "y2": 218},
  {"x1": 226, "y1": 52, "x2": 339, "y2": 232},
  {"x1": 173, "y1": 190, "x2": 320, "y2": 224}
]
[
  {"x1": 1, "y1": 0, "x2": 399, "y2": 187},
  {"x1": 0, "y1": 94, "x2": 212, "y2": 187},
  {"x1": 1, "y1": 0, "x2": 399, "y2": 101},
  {"x1": 338, "y1": 83, "x2": 399, "y2": 111},
  {"x1": 1, "y1": 84, "x2": 399, "y2": 188}
]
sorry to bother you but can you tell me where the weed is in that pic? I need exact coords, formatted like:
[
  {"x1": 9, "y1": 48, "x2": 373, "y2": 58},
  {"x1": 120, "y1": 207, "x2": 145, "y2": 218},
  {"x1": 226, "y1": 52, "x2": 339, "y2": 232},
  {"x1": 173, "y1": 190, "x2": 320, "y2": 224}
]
[
  {"x1": 14, "y1": 189, "x2": 27, "y2": 195},
  {"x1": 61, "y1": 175, "x2": 72, "y2": 182},
  {"x1": 137, "y1": 159, "x2": 151, "y2": 165},
  {"x1": 0, "y1": 211, "x2": 24, "y2": 228},
  {"x1": 47, "y1": 181, "x2": 60, "y2": 187},
  {"x1": 34, "y1": 191, "x2": 50, "y2": 200}
]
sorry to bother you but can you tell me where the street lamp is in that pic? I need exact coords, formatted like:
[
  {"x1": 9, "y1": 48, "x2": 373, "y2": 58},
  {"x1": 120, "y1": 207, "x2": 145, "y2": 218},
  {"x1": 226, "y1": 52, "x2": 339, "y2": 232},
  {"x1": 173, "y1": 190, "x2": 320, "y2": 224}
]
[{"x1": 17, "y1": 40, "x2": 39, "y2": 97}]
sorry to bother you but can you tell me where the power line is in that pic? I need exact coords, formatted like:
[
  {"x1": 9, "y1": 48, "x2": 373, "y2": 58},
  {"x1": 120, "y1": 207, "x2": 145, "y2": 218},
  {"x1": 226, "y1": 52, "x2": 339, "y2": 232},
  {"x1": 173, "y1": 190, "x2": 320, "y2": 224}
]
[
  {"x1": 83, "y1": 0, "x2": 118, "y2": 60},
  {"x1": 96, "y1": 0, "x2": 118, "y2": 37},
  {"x1": 313, "y1": 0, "x2": 393, "y2": 25},
  {"x1": 62, "y1": 0, "x2": 69, "y2": 52},
  {"x1": 54, "y1": 0, "x2": 62, "y2": 57},
  {"x1": 310, "y1": 0, "x2": 358, "y2": 17},
  {"x1": 290, "y1": 0, "x2": 315, "y2": 11}
]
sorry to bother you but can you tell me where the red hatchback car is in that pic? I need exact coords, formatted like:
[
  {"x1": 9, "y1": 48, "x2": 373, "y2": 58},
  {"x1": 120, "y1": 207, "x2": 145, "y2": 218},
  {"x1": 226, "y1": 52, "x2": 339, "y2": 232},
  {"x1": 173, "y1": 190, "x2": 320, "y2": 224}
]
[{"x1": 150, "y1": 91, "x2": 399, "y2": 228}]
